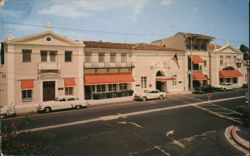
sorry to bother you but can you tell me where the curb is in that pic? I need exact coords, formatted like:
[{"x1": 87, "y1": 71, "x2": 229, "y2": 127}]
[{"x1": 225, "y1": 125, "x2": 250, "y2": 155}]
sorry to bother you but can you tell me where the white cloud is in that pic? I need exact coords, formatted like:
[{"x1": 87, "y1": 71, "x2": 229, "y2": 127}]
[
  {"x1": 161, "y1": 0, "x2": 172, "y2": 5},
  {"x1": 38, "y1": 0, "x2": 152, "y2": 19}
]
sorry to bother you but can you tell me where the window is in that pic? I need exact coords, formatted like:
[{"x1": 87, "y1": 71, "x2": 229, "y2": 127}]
[
  {"x1": 41, "y1": 51, "x2": 47, "y2": 62},
  {"x1": 220, "y1": 56, "x2": 223, "y2": 66},
  {"x1": 172, "y1": 80, "x2": 177, "y2": 86},
  {"x1": 204, "y1": 60, "x2": 207, "y2": 67},
  {"x1": 85, "y1": 52, "x2": 92, "y2": 63},
  {"x1": 97, "y1": 85, "x2": 106, "y2": 92},
  {"x1": 141, "y1": 77, "x2": 147, "y2": 88},
  {"x1": 226, "y1": 56, "x2": 231, "y2": 64},
  {"x1": 65, "y1": 87, "x2": 73, "y2": 95},
  {"x1": 233, "y1": 56, "x2": 237, "y2": 63},
  {"x1": 50, "y1": 51, "x2": 56, "y2": 62},
  {"x1": 65, "y1": 51, "x2": 72, "y2": 62},
  {"x1": 22, "y1": 49, "x2": 31, "y2": 63},
  {"x1": 22, "y1": 90, "x2": 32, "y2": 101},
  {"x1": 110, "y1": 52, "x2": 116, "y2": 63},
  {"x1": 119, "y1": 83, "x2": 127, "y2": 90},
  {"x1": 108, "y1": 84, "x2": 117, "y2": 92},
  {"x1": 99, "y1": 52, "x2": 105, "y2": 63},
  {"x1": 121, "y1": 52, "x2": 127, "y2": 63}
]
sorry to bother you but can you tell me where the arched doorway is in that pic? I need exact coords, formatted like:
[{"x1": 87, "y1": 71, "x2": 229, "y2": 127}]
[{"x1": 156, "y1": 71, "x2": 166, "y2": 92}]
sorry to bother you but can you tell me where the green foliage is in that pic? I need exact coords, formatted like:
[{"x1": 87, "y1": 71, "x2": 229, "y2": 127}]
[{"x1": 1, "y1": 113, "x2": 59, "y2": 155}]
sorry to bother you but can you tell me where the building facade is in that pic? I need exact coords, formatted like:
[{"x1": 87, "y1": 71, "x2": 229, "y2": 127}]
[{"x1": 151, "y1": 32, "x2": 247, "y2": 90}]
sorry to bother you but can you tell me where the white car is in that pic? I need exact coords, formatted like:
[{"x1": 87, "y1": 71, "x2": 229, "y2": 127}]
[
  {"x1": 220, "y1": 83, "x2": 237, "y2": 91},
  {"x1": 134, "y1": 89, "x2": 166, "y2": 101},
  {"x1": 0, "y1": 106, "x2": 16, "y2": 118},
  {"x1": 37, "y1": 96, "x2": 88, "y2": 113}
]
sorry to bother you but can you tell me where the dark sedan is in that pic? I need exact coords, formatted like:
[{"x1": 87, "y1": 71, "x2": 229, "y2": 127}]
[{"x1": 193, "y1": 85, "x2": 218, "y2": 94}]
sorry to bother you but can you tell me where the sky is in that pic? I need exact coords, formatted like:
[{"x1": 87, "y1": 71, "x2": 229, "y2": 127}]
[{"x1": 0, "y1": 0, "x2": 249, "y2": 47}]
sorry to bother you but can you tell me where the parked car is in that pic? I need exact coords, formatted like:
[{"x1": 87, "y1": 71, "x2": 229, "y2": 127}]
[
  {"x1": 37, "y1": 96, "x2": 88, "y2": 113},
  {"x1": 220, "y1": 83, "x2": 237, "y2": 91},
  {"x1": 234, "y1": 101, "x2": 249, "y2": 125},
  {"x1": 0, "y1": 106, "x2": 16, "y2": 119},
  {"x1": 193, "y1": 85, "x2": 215, "y2": 94},
  {"x1": 134, "y1": 89, "x2": 166, "y2": 101}
]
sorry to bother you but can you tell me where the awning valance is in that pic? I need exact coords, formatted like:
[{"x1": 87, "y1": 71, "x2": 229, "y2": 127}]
[
  {"x1": 21, "y1": 80, "x2": 34, "y2": 89},
  {"x1": 219, "y1": 70, "x2": 243, "y2": 78},
  {"x1": 192, "y1": 71, "x2": 207, "y2": 80},
  {"x1": 156, "y1": 77, "x2": 176, "y2": 81},
  {"x1": 190, "y1": 55, "x2": 204, "y2": 64},
  {"x1": 84, "y1": 72, "x2": 135, "y2": 85},
  {"x1": 64, "y1": 78, "x2": 76, "y2": 87}
]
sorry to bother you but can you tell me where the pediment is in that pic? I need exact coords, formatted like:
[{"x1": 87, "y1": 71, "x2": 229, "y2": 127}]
[
  {"x1": 6, "y1": 31, "x2": 82, "y2": 47},
  {"x1": 213, "y1": 44, "x2": 241, "y2": 54}
]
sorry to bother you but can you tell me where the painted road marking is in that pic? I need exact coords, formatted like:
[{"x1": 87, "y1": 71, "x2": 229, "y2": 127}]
[
  {"x1": 165, "y1": 130, "x2": 174, "y2": 137},
  {"x1": 117, "y1": 121, "x2": 143, "y2": 128},
  {"x1": 19, "y1": 96, "x2": 244, "y2": 133},
  {"x1": 165, "y1": 129, "x2": 185, "y2": 149}
]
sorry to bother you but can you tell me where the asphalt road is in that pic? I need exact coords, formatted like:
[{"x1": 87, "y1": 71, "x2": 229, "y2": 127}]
[{"x1": 1, "y1": 89, "x2": 248, "y2": 155}]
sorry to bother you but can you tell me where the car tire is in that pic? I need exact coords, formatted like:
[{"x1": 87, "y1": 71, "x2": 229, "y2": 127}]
[
  {"x1": 159, "y1": 95, "x2": 164, "y2": 99},
  {"x1": 142, "y1": 96, "x2": 147, "y2": 102},
  {"x1": 44, "y1": 107, "x2": 51, "y2": 113},
  {"x1": 75, "y1": 105, "x2": 81, "y2": 109}
]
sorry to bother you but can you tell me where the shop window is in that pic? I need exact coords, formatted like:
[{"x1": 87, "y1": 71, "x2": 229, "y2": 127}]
[
  {"x1": 119, "y1": 83, "x2": 127, "y2": 90},
  {"x1": 65, "y1": 87, "x2": 73, "y2": 95},
  {"x1": 108, "y1": 84, "x2": 117, "y2": 92},
  {"x1": 22, "y1": 90, "x2": 32, "y2": 101},
  {"x1": 97, "y1": 85, "x2": 106, "y2": 92}
]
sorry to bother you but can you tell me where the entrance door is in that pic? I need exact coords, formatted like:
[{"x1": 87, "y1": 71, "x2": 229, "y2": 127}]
[
  {"x1": 43, "y1": 81, "x2": 55, "y2": 101},
  {"x1": 84, "y1": 86, "x2": 92, "y2": 100},
  {"x1": 156, "y1": 81, "x2": 166, "y2": 92}
]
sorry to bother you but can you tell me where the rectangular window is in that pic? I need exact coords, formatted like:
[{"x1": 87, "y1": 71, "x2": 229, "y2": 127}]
[
  {"x1": 22, "y1": 49, "x2": 32, "y2": 63},
  {"x1": 50, "y1": 51, "x2": 56, "y2": 62},
  {"x1": 22, "y1": 90, "x2": 32, "y2": 101},
  {"x1": 233, "y1": 56, "x2": 237, "y2": 63},
  {"x1": 220, "y1": 56, "x2": 223, "y2": 66},
  {"x1": 204, "y1": 60, "x2": 207, "y2": 67},
  {"x1": 108, "y1": 84, "x2": 117, "y2": 92},
  {"x1": 85, "y1": 52, "x2": 92, "y2": 63},
  {"x1": 141, "y1": 77, "x2": 147, "y2": 88},
  {"x1": 41, "y1": 51, "x2": 47, "y2": 62},
  {"x1": 226, "y1": 56, "x2": 231, "y2": 63},
  {"x1": 119, "y1": 83, "x2": 127, "y2": 90},
  {"x1": 99, "y1": 52, "x2": 105, "y2": 63},
  {"x1": 65, "y1": 51, "x2": 72, "y2": 62},
  {"x1": 172, "y1": 80, "x2": 177, "y2": 86},
  {"x1": 65, "y1": 87, "x2": 73, "y2": 95},
  {"x1": 121, "y1": 52, "x2": 127, "y2": 63},
  {"x1": 97, "y1": 85, "x2": 106, "y2": 92},
  {"x1": 110, "y1": 52, "x2": 116, "y2": 63}
]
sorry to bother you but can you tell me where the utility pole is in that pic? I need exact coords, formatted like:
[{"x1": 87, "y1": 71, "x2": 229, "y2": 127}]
[{"x1": 190, "y1": 36, "x2": 193, "y2": 92}]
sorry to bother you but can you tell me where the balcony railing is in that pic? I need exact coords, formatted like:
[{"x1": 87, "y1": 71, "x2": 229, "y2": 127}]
[
  {"x1": 84, "y1": 62, "x2": 135, "y2": 69},
  {"x1": 38, "y1": 62, "x2": 60, "y2": 71}
]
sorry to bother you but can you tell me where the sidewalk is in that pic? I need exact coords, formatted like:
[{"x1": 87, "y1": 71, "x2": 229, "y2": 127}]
[{"x1": 225, "y1": 125, "x2": 250, "y2": 155}]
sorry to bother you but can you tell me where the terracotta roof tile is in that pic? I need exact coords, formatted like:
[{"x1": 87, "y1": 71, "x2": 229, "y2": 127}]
[{"x1": 132, "y1": 43, "x2": 182, "y2": 51}]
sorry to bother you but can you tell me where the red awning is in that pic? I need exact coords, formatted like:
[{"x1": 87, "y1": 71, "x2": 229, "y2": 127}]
[
  {"x1": 192, "y1": 71, "x2": 207, "y2": 80},
  {"x1": 156, "y1": 77, "x2": 176, "y2": 81},
  {"x1": 190, "y1": 55, "x2": 204, "y2": 64},
  {"x1": 219, "y1": 70, "x2": 243, "y2": 78},
  {"x1": 21, "y1": 80, "x2": 34, "y2": 89},
  {"x1": 64, "y1": 78, "x2": 76, "y2": 87},
  {"x1": 84, "y1": 72, "x2": 134, "y2": 85}
]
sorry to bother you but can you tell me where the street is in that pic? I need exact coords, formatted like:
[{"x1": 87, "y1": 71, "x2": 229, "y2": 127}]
[{"x1": 1, "y1": 89, "x2": 248, "y2": 155}]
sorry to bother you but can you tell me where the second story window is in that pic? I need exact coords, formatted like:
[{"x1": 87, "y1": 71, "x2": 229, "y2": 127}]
[
  {"x1": 121, "y1": 52, "x2": 127, "y2": 63},
  {"x1": 141, "y1": 77, "x2": 147, "y2": 88},
  {"x1": 99, "y1": 52, "x2": 105, "y2": 63},
  {"x1": 22, "y1": 49, "x2": 31, "y2": 63},
  {"x1": 220, "y1": 56, "x2": 223, "y2": 66},
  {"x1": 110, "y1": 52, "x2": 116, "y2": 63},
  {"x1": 85, "y1": 52, "x2": 92, "y2": 63},
  {"x1": 41, "y1": 51, "x2": 47, "y2": 62},
  {"x1": 40, "y1": 51, "x2": 57, "y2": 62},
  {"x1": 65, "y1": 51, "x2": 72, "y2": 62}
]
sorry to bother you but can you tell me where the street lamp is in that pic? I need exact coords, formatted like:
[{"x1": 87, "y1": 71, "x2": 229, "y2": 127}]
[{"x1": 236, "y1": 58, "x2": 250, "y2": 121}]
